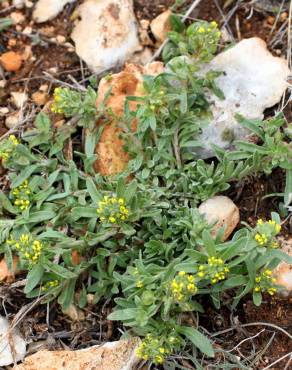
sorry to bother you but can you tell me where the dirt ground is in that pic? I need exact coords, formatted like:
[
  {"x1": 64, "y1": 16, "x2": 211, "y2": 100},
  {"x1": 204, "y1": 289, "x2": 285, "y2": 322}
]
[{"x1": 0, "y1": 0, "x2": 291, "y2": 369}]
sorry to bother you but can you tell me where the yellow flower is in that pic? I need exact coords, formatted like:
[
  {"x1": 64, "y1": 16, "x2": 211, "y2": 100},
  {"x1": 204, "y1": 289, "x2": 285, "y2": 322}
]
[
  {"x1": 198, "y1": 27, "x2": 205, "y2": 33},
  {"x1": 136, "y1": 280, "x2": 143, "y2": 288},
  {"x1": 178, "y1": 271, "x2": 186, "y2": 276}
]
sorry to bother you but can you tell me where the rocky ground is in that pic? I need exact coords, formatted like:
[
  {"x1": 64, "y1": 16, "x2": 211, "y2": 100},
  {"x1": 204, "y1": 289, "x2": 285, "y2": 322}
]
[{"x1": 0, "y1": 0, "x2": 291, "y2": 369}]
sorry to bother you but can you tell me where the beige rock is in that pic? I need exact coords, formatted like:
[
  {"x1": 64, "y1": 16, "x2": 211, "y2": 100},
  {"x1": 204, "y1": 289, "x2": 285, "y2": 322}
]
[
  {"x1": 0, "y1": 107, "x2": 9, "y2": 115},
  {"x1": 56, "y1": 35, "x2": 66, "y2": 44},
  {"x1": 33, "y1": 0, "x2": 75, "y2": 23},
  {"x1": 274, "y1": 238, "x2": 292, "y2": 296},
  {"x1": 22, "y1": 26, "x2": 32, "y2": 35},
  {"x1": 0, "y1": 256, "x2": 19, "y2": 282},
  {"x1": 139, "y1": 19, "x2": 153, "y2": 46},
  {"x1": 132, "y1": 47, "x2": 153, "y2": 65},
  {"x1": 0, "y1": 51, "x2": 22, "y2": 72},
  {"x1": 13, "y1": 0, "x2": 25, "y2": 8},
  {"x1": 14, "y1": 338, "x2": 141, "y2": 370},
  {"x1": 5, "y1": 113, "x2": 19, "y2": 129},
  {"x1": 62, "y1": 304, "x2": 85, "y2": 322},
  {"x1": 10, "y1": 11, "x2": 25, "y2": 24},
  {"x1": 150, "y1": 9, "x2": 172, "y2": 44},
  {"x1": 11, "y1": 91, "x2": 28, "y2": 108},
  {"x1": 71, "y1": 0, "x2": 141, "y2": 73},
  {"x1": 198, "y1": 196, "x2": 240, "y2": 241},
  {"x1": 32, "y1": 91, "x2": 48, "y2": 106}
]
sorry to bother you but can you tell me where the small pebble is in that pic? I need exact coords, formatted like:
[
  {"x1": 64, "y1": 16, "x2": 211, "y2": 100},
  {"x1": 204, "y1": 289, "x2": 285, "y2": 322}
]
[
  {"x1": 0, "y1": 107, "x2": 9, "y2": 115},
  {"x1": 39, "y1": 84, "x2": 49, "y2": 92},
  {"x1": 32, "y1": 91, "x2": 48, "y2": 106},
  {"x1": 25, "y1": 0, "x2": 33, "y2": 8},
  {"x1": 10, "y1": 11, "x2": 25, "y2": 24},
  {"x1": 22, "y1": 26, "x2": 33, "y2": 35},
  {"x1": 0, "y1": 51, "x2": 22, "y2": 72},
  {"x1": 8, "y1": 39, "x2": 17, "y2": 47},
  {"x1": 56, "y1": 35, "x2": 66, "y2": 44},
  {"x1": 5, "y1": 113, "x2": 19, "y2": 129},
  {"x1": 11, "y1": 91, "x2": 28, "y2": 108}
]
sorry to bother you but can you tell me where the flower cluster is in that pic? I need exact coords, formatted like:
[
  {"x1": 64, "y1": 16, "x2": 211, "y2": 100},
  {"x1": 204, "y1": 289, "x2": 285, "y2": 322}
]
[
  {"x1": 11, "y1": 180, "x2": 31, "y2": 211},
  {"x1": 187, "y1": 20, "x2": 221, "y2": 62},
  {"x1": 148, "y1": 89, "x2": 165, "y2": 112},
  {"x1": 254, "y1": 219, "x2": 281, "y2": 248},
  {"x1": 254, "y1": 269, "x2": 277, "y2": 296},
  {"x1": 96, "y1": 196, "x2": 129, "y2": 223},
  {"x1": 197, "y1": 257, "x2": 229, "y2": 284},
  {"x1": 51, "y1": 87, "x2": 67, "y2": 114},
  {"x1": 136, "y1": 333, "x2": 180, "y2": 364},
  {"x1": 41, "y1": 280, "x2": 59, "y2": 292},
  {"x1": 170, "y1": 271, "x2": 197, "y2": 302},
  {"x1": 0, "y1": 135, "x2": 19, "y2": 162},
  {"x1": 7, "y1": 233, "x2": 43, "y2": 265}
]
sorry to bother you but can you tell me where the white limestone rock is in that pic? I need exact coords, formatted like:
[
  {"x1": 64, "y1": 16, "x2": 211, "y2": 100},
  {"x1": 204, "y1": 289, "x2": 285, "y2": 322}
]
[
  {"x1": 0, "y1": 316, "x2": 26, "y2": 367},
  {"x1": 196, "y1": 37, "x2": 290, "y2": 158},
  {"x1": 71, "y1": 0, "x2": 141, "y2": 73},
  {"x1": 198, "y1": 196, "x2": 240, "y2": 241},
  {"x1": 33, "y1": 0, "x2": 75, "y2": 23}
]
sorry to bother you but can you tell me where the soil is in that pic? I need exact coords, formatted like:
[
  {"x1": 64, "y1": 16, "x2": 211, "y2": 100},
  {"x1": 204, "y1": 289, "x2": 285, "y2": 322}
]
[{"x1": 0, "y1": 0, "x2": 291, "y2": 369}]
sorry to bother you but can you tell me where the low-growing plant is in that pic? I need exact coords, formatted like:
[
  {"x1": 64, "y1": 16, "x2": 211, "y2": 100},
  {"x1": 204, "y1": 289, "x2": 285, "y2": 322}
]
[{"x1": 0, "y1": 18, "x2": 291, "y2": 367}]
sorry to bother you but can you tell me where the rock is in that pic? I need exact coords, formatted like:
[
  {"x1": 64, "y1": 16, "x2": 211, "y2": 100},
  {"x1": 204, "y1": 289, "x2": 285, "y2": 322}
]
[
  {"x1": 0, "y1": 256, "x2": 19, "y2": 282},
  {"x1": 56, "y1": 35, "x2": 66, "y2": 44},
  {"x1": 5, "y1": 113, "x2": 19, "y2": 129},
  {"x1": 32, "y1": 91, "x2": 48, "y2": 106},
  {"x1": 62, "y1": 304, "x2": 85, "y2": 321},
  {"x1": 14, "y1": 338, "x2": 140, "y2": 370},
  {"x1": 71, "y1": 0, "x2": 141, "y2": 73},
  {"x1": 274, "y1": 238, "x2": 292, "y2": 296},
  {"x1": 33, "y1": 0, "x2": 75, "y2": 23},
  {"x1": 10, "y1": 11, "x2": 25, "y2": 24},
  {"x1": 0, "y1": 51, "x2": 22, "y2": 72},
  {"x1": 0, "y1": 316, "x2": 26, "y2": 367},
  {"x1": 0, "y1": 107, "x2": 9, "y2": 115},
  {"x1": 13, "y1": 0, "x2": 25, "y2": 8},
  {"x1": 132, "y1": 47, "x2": 153, "y2": 65},
  {"x1": 198, "y1": 196, "x2": 240, "y2": 241},
  {"x1": 195, "y1": 38, "x2": 290, "y2": 158},
  {"x1": 94, "y1": 62, "x2": 163, "y2": 175},
  {"x1": 22, "y1": 26, "x2": 32, "y2": 35},
  {"x1": 139, "y1": 19, "x2": 153, "y2": 46},
  {"x1": 11, "y1": 91, "x2": 28, "y2": 108},
  {"x1": 150, "y1": 9, "x2": 172, "y2": 44}
]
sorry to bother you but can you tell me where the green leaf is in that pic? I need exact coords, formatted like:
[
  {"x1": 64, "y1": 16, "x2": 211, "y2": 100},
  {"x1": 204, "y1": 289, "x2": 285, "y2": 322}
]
[
  {"x1": 178, "y1": 326, "x2": 214, "y2": 357},
  {"x1": 24, "y1": 264, "x2": 44, "y2": 294},
  {"x1": 86, "y1": 178, "x2": 101, "y2": 203},
  {"x1": 71, "y1": 206, "x2": 97, "y2": 220},
  {"x1": 44, "y1": 261, "x2": 77, "y2": 279},
  {"x1": 202, "y1": 230, "x2": 216, "y2": 256},
  {"x1": 11, "y1": 164, "x2": 39, "y2": 188},
  {"x1": 108, "y1": 308, "x2": 138, "y2": 321},
  {"x1": 17, "y1": 210, "x2": 56, "y2": 224},
  {"x1": 252, "y1": 291, "x2": 262, "y2": 306}
]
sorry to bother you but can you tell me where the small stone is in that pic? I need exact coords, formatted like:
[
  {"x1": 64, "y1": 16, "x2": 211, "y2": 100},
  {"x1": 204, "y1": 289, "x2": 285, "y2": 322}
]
[
  {"x1": 198, "y1": 196, "x2": 240, "y2": 241},
  {"x1": 267, "y1": 16, "x2": 275, "y2": 25},
  {"x1": 0, "y1": 80, "x2": 6, "y2": 88},
  {"x1": 63, "y1": 304, "x2": 85, "y2": 322},
  {"x1": 25, "y1": 0, "x2": 33, "y2": 8},
  {"x1": 15, "y1": 25, "x2": 22, "y2": 32},
  {"x1": 39, "y1": 84, "x2": 49, "y2": 92},
  {"x1": 0, "y1": 316, "x2": 26, "y2": 367},
  {"x1": 11, "y1": 91, "x2": 28, "y2": 108},
  {"x1": 274, "y1": 238, "x2": 292, "y2": 296},
  {"x1": 32, "y1": 91, "x2": 48, "y2": 106},
  {"x1": 0, "y1": 51, "x2": 22, "y2": 72},
  {"x1": 150, "y1": 9, "x2": 172, "y2": 44},
  {"x1": 10, "y1": 11, "x2": 25, "y2": 24},
  {"x1": 56, "y1": 35, "x2": 66, "y2": 44},
  {"x1": 48, "y1": 67, "x2": 58, "y2": 74},
  {"x1": 22, "y1": 26, "x2": 32, "y2": 35},
  {"x1": 13, "y1": 0, "x2": 25, "y2": 8},
  {"x1": 0, "y1": 256, "x2": 19, "y2": 282},
  {"x1": 5, "y1": 113, "x2": 19, "y2": 129},
  {"x1": 280, "y1": 12, "x2": 288, "y2": 21},
  {"x1": 0, "y1": 107, "x2": 9, "y2": 115},
  {"x1": 33, "y1": 0, "x2": 75, "y2": 23},
  {"x1": 8, "y1": 38, "x2": 17, "y2": 47}
]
